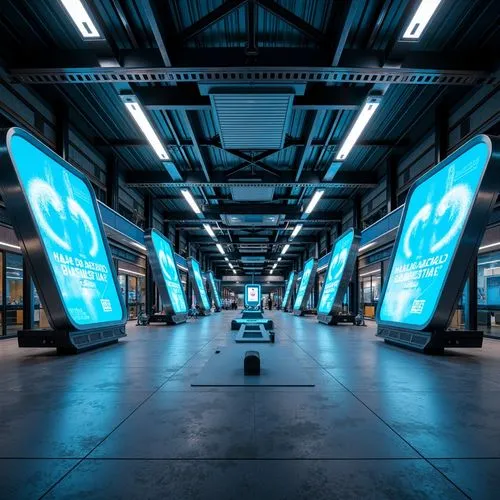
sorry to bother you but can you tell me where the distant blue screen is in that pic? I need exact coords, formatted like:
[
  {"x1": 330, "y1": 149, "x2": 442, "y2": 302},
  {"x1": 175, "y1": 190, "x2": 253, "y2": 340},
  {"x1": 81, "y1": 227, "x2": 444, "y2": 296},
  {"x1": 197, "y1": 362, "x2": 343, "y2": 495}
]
[
  {"x1": 208, "y1": 272, "x2": 221, "y2": 308},
  {"x1": 318, "y1": 230, "x2": 355, "y2": 315},
  {"x1": 245, "y1": 284, "x2": 261, "y2": 306},
  {"x1": 379, "y1": 142, "x2": 489, "y2": 329},
  {"x1": 10, "y1": 134, "x2": 123, "y2": 327},
  {"x1": 150, "y1": 231, "x2": 187, "y2": 314},
  {"x1": 282, "y1": 272, "x2": 296, "y2": 307},
  {"x1": 294, "y1": 258, "x2": 314, "y2": 310},
  {"x1": 191, "y1": 258, "x2": 210, "y2": 309}
]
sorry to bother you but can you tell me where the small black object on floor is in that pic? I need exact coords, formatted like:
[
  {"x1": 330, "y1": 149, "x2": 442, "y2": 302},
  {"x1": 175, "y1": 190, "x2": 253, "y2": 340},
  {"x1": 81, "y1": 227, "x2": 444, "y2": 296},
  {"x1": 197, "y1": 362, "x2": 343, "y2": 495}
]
[{"x1": 244, "y1": 350, "x2": 260, "y2": 375}]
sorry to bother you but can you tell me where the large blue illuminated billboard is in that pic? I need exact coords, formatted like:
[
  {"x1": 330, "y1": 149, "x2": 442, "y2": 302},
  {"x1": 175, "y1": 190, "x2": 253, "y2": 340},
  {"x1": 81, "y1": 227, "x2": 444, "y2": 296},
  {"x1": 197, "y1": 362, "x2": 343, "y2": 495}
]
[
  {"x1": 377, "y1": 135, "x2": 500, "y2": 343},
  {"x1": 318, "y1": 229, "x2": 360, "y2": 317},
  {"x1": 282, "y1": 271, "x2": 296, "y2": 311},
  {"x1": 187, "y1": 257, "x2": 211, "y2": 314},
  {"x1": 144, "y1": 229, "x2": 187, "y2": 322},
  {"x1": 0, "y1": 128, "x2": 126, "y2": 335},
  {"x1": 293, "y1": 257, "x2": 318, "y2": 315},
  {"x1": 245, "y1": 284, "x2": 261, "y2": 307},
  {"x1": 206, "y1": 271, "x2": 222, "y2": 311}
]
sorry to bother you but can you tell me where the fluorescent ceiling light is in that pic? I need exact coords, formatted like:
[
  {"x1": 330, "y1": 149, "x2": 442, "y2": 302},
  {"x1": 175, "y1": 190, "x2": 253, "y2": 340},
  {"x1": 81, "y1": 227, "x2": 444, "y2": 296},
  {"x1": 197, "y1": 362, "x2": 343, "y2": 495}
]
[
  {"x1": 278, "y1": 257, "x2": 282, "y2": 262},
  {"x1": 304, "y1": 190, "x2": 324, "y2": 214},
  {"x1": 358, "y1": 242, "x2": 375, "y2": 253},
  {"x1": 360, "y1": 269, "x2": 381, "y2": 277},
  {"x1": 290, "y1": 224, "x2": 303, "y2": 239},
  {"x1": 272, "y1": 263, "x2": 277, "y2": 269},
  {"x1": 402, "y1": 0, "x2": 442, "y2": 40},
  {"x1": 224, "y1": 257, "x2": 229, "y2": 262},
  {"x1": 216, "y1": 243, "x2": 225, "y2": 255},
  {"x1": 336, "y1": 99, "x2": 380, "y2": 161},
  {"x1": 323, "y1": 162, "x2": 342, "y2": 182},
  {"x1": 60, "y1": 0, "x2": 101, "y2": 38},
  {"x1": 270, "y1": 270, "x2": 274, "y2": 274},
  {"x1": 228, "y1": 262, "x2": 234, "y2": 269},
  {"x1": 281, "y1": 244, "x2": 290, "y2": 255},
  {"x1": 181, "y1": 189, "x2": 201, "y2": 214},
  {"x1": 0, "y1": 241, "x2": 21, "y2": 250},
  {"x1": 232, "y1": 269, "x2": 237, "y2": 274},
  {"x1": 118, "y1": 267, "x2": 145, "y2": 277},
  {"x1": 203, "y1": 223, "x2": 216, "y2": 239},
  {"x1": 480, "y1": 242, "x2": 500, "y2": 251},
  {"x1": 479, "y1": 259, "x2": 500, "y2": 266},
  {"x1": 124, "y1": 101, "x2": 169, "y2": 160}
]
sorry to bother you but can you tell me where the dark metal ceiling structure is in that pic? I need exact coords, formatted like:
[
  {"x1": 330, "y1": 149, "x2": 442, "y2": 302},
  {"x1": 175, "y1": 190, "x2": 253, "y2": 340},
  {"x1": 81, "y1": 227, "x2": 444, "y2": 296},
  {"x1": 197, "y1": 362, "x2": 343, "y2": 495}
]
[{"x1": 0, "y1": 0, "x2": 498, "y2": 276}]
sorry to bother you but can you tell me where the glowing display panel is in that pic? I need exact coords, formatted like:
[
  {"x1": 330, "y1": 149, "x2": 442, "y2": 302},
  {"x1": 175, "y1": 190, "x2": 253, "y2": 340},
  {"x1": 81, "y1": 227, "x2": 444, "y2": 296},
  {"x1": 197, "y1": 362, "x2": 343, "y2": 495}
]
[
  {"x1": 293, "y1": 258, "x2": 315, "y2": 310},
  {"x1": 318, "y1": 230, "x2": 357, "y2": 315},
  {"x1": 378, "y1": 141, "x2": 490, "y2": 329},
  {"x1": 190, "y1": 258, "x2": 210, "y2": 310},
  {"x1": 245, "y1": 284, "x2": 261, "y2": 307},
  {"x1": 147, "y1": 230, "x2": 187, "y2": 314},
  {"x1": 282, "y1": 271, "x2": 296, "y2": 308},
  {"x1": 207, "y1": 271, "x2": 222, "y2": 309},
  {"x1": 6, "y1": 130, "x2": 124, "y2": 329}
]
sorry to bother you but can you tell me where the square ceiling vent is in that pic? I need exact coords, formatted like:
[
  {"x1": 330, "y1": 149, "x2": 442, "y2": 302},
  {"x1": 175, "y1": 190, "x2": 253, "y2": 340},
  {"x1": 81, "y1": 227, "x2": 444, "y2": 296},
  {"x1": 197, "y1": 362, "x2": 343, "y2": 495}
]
[
  {"x1": 210, "y1": 92, "x2": 294, "y2": 149},
  {"x1": 231, "y1": 187, "x2": 275, "y2": 202}
]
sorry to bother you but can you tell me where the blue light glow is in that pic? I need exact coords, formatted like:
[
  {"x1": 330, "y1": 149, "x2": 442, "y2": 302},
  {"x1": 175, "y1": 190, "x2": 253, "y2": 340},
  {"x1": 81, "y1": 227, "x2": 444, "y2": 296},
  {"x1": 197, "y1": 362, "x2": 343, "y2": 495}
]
[
  {"x1": 207, "y1": 271, "x2": 222, "y2": 309},
  {"x1": 282, "y1": 271, "x2": 296, "y2": 307},
  {"x1": 379, "y1": 142, "x2": 489, "y2": 329},
  {"x1": 190, "y1": 258, "x2": 210, "y2": 309},
  {"x1": 294, "y1": 258, "x2": 315, "y2": 310},
  {"x1": 150, "y1": 230, "x2": 187, "y2": 314},
  {"x1": 9, "y1": 133, "x2": 124, "y2": 327},
  {"x1": 318, "y1": 230, "x2": 355, "y2": 315}
]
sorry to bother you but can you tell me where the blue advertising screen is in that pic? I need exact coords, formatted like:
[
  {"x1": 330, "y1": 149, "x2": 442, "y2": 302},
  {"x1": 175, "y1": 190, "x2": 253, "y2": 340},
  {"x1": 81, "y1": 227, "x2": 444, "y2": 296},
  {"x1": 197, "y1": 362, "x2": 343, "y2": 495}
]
[
  {"x1": 378, "y1": 141, "x2": 490, "y2": 329},
  {"x1": 245, "y1": 284, "x2": 261, "y2": 306},
  {"x1": 149, "y1": 230, "x2": 187, "y2": 314},
  {"x1": 318, "y1": 230, "x2": 355, "y2": 315},
  {"x1": 9, "y1": 132, "x2": 124, "y2": 327},
  {"x1": 190, "y1": 258, "x2": 210, "y2": 309},
  {"x1": 207, "y1": 271, "x2": 222, "y2": 309},
  {"x1": 294, "y1": 258, "x2": 315, "y2": 310},
  {"x1": 282, "y1": 271, "x2": 296, "y2": 307}
]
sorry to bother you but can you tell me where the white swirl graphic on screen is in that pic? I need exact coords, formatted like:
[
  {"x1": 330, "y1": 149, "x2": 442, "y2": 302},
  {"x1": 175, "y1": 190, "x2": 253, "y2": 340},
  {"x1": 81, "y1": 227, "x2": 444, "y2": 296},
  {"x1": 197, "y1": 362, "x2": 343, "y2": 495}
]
[
  {"x1": 159, "y1": 249, "x2": 176, "y2": 281},
  {"x1": 429, "y1": 185, "x2": 471, "y2": 254},
  {"x1": 403, "y1": 203, "x2": 432, "y2": 258},
  {"x1": 28, "y1": 179, "x2": 71, "y2": 251},
  {"x1": 67, "y1": 198, "x2": 99, "y2": 257}
]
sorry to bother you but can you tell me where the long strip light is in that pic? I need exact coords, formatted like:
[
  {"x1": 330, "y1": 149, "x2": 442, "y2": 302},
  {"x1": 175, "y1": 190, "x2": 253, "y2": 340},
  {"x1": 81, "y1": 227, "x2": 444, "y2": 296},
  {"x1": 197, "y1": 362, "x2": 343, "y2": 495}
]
[
  {"x1": 270, "y1": 270, "x2": 274, "y2": 274},
  {"x1": 0, "y1": 241, "x2": 21, "y2": 250},
  {"x1": 124, "y1": 101, "x2": 169, "y2": 160},
  {"x1": 281, "y1": 244, "x2": 290, "y2": 255},
  {"x1": 480, "y1": 242, "x2": 500, "y2": 251},
  {"x1": 118, "y1": 267, "x2": 146, "y2": 277},
  {"x1": 224, "y1": 257, "x2": 229, "y2": 262},
  {"x1": 336, "y1": 98, "x2": 380, "y2": 161},
  {"x1": 358, "y1": 242, "x2": 375, "y2": 253},
  {"x1": 203, "y1": 223, "x2": 216, "y2": 239},
  {"x1": 181, "y1": 189, "x2": 201, "y2": 214},
  {"x1": 360, "y1": 269, "x2": 381, "y2": 277},
  {"x1": 290, "y1": 224, "x2": 303, "y2": 239},
  {"x1": 278, "y1": 257, "x2": 282, "y2": 262},
  {"x1": 304, "y1": 190, "x2": 324, "y2": 214},
  {"x1": 272, "y1": 263, "x2": 277, "y2": 269},
  {"x1": 228, "y1": 262, "x2": 234, "y2": 269},
  {"x1": 232, "y1": 269, "x2": 237, "y2": 274},
  {"x1": 402, "y1": 0, "x2": 442, "y2": 40},
  {"x1": 216, "y1": 243, "x2": 225, "y2": 255},
  {"x1": 60, "y1": 0, "x2": 102, "y2": 39}
]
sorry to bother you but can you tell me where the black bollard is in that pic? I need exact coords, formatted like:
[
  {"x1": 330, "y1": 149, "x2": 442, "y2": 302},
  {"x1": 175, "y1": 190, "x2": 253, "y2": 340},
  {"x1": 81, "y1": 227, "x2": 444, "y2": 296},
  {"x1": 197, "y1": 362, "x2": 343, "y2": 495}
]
[{"x1": 244, "y1": 351, "x2": 260, "y2": 375}]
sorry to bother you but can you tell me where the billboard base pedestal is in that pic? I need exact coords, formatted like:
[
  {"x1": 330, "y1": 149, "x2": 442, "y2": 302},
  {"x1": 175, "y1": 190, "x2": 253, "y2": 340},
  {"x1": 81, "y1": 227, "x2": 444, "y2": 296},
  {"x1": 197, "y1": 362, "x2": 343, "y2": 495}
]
[
  {"x1": 376, "y1": 326, "x2": 483, "y2": 353},
  {"x1": 318, "y1": 313, "x2": 356, "y2": 326},
  {"x1": 18, "y1": 325, "x2": 126, "y2": 353},
  {"x1": 149, "y1": 313, "x2": 187, "y2": 325}
]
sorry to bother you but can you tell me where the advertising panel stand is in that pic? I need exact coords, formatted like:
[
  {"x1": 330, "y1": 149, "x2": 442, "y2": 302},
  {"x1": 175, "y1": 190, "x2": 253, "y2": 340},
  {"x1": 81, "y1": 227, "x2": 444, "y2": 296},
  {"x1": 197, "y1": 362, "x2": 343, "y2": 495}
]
[
  {"x1": 293, "y1": 258, "x2": 318, "y2": 316},
  {"x1": 377, "y1": 135, "x2": 500, "y2": 353},
  {"x1": 0, "y1": 128, "x2": 126, "y2": 353},
  {"x1": 187, "y1": 257, "x2": 211, "y2": 316},
  {"x1": 317, "y1": 228, "x2": 361, "y2": 325},
  {"x1": 144, "y1": 228, "x2": 188, "y2": 324}
]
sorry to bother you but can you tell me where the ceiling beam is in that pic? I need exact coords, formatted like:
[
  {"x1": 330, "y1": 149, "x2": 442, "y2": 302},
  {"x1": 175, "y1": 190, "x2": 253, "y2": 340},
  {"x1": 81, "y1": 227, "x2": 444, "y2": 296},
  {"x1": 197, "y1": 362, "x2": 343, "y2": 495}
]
[
  {"x1": 125, "y1": 170, "x2": 378, "y2": 188},
  {"x1": 295, "y1": 111, "x2": 324, "y2": 182},
  {"x1": 164, "y1": 210, "x2": 341, "y2": 222},
  {"x1": 328, "y1": 1, "x2": 363, "y2": 66},
  {"x1": 141, "y1": 0, "x2": 173, "y2": 67},
  {"x1": 179, "y1": 0, "x2": 248, "y2": 42}
]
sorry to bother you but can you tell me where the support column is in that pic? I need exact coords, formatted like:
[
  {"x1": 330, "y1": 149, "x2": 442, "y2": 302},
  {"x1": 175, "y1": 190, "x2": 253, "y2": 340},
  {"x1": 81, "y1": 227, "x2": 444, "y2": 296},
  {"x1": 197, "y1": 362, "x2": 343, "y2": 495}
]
[
  {"x1": 386, "y1": 156, "x2": 398, "y2": 213},
  {"x1": 22, "y1": 261, "x2": 34, "y2": 330},
  {"x1": 56, "y1": 105, "x2": 69, "y2": 161},
  {"x1": 144, "y1": 194, "x2": 154, "y2": 314},
  {"x1": 435, "y1": 102, "x2": 448, "y2": 165},
  {"x1": 464, "y1": 262, "x2": 478, "y2": 331},
  {"x1": 351, "y1": 196, "x2": 361, "y2": 315},
  {"x1": 106, "y1": 156, "x2": 119, "y2": 211}
]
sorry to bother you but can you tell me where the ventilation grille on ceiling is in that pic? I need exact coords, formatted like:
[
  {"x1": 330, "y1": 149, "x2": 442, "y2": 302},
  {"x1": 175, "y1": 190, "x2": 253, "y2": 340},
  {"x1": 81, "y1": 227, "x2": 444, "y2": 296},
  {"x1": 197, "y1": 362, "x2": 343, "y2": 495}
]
[
  {"x1": 231, "y1": 187, "x2": 275, "y2": 201},
  {"x1": 210, "y1": 93, "x2": 293, "y2": 149}
]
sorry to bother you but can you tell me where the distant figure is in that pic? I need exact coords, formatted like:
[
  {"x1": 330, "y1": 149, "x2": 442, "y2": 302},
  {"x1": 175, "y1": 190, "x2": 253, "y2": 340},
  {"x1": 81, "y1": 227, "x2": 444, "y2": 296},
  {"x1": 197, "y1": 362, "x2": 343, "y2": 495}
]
[
  {"x1": 268, "y1": 297, "x2": 272, "y2": 310},
  {"x1": 261, "y1": 299, "x2": 264, "y2": 312}
]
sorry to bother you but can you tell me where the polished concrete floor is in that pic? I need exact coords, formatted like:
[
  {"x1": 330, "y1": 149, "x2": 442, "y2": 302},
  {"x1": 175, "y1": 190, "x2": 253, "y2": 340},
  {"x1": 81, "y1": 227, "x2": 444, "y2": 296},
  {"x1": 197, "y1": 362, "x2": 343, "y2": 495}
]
[{"x1": 1, "y1": 311, "x2": 500, "y2": 499}]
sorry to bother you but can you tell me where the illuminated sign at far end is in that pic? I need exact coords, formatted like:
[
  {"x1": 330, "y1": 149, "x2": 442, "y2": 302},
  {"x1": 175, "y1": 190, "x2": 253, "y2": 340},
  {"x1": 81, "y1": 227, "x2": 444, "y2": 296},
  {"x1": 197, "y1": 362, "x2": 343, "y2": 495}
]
[
  {"x1": 377, "y1": 134, "x2": 500, "y2": 352},
  {"x1": 245, "y1": 284, "x2": 261, "y2": 307}
]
